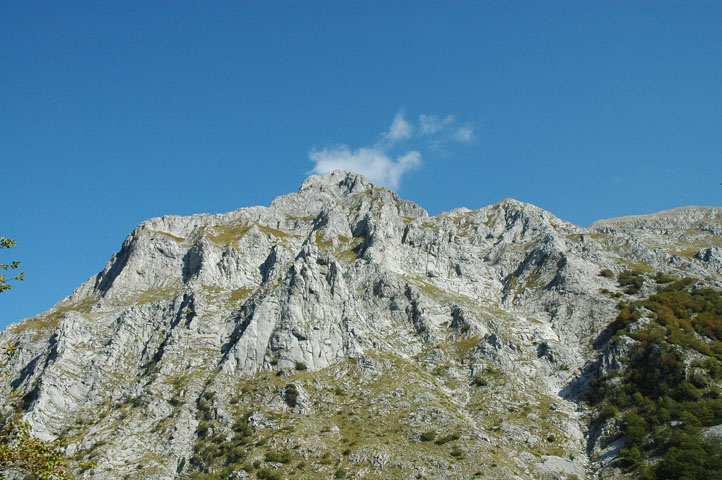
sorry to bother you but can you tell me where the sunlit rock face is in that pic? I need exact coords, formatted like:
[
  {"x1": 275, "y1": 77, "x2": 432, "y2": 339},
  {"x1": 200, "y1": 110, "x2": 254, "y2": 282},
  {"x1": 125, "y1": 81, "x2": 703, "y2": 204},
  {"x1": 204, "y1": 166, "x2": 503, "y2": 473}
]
[{"x1": 1, "y1": 170, "x2": 720, "y2": 479}]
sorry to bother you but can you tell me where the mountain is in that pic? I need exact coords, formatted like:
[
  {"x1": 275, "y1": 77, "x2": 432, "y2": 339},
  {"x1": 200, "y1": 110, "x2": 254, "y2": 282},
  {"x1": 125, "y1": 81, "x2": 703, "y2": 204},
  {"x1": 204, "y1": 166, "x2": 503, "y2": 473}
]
[{"x1": 1, "y1": 171, "x2": 720, "y2": 479}]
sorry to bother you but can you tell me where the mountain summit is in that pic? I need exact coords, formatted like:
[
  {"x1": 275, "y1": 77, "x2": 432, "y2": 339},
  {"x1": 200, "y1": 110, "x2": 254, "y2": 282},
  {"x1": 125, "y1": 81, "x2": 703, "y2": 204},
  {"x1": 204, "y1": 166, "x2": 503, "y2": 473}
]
[{"x1": 2, "y1": 171, "x2": 721, "y2": 479}]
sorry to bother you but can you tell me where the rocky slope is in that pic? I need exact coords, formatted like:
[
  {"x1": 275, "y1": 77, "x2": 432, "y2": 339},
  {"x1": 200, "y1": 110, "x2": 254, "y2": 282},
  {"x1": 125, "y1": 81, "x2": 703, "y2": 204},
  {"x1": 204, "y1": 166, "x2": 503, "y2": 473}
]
[{"x1": 1, "y1": 171, "x2": 720, "y2": 479}]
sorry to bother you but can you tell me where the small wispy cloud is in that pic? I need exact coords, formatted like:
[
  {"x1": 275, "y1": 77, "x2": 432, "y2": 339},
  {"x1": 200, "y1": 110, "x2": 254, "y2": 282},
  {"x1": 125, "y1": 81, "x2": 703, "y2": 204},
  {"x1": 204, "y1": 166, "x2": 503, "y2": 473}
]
[
  {"x1": 310, "y1": 146, "x2": 420, "y2": 190},
  {"x1": 385, "y1": 111, "x2": 413, "y2": 143},
  {"x1": 310, "y1": 110, "x2": 473, "y2": 189},
  {"x1": 419, "y1": 114, "x2": 454, "y2": 135},
  {"x1": 419, "y1": 114, "x2": 475, "y2": 145},
  {"x1": 454, "y1": 125, "x2": 474, "y2": 143}
]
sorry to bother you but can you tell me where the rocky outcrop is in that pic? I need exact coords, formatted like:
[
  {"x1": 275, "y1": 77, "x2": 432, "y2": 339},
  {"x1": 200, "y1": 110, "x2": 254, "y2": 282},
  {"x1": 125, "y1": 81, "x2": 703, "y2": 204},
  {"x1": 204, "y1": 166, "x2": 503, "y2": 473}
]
[{"x1": 1, "y1": 171, "x2": 720, "y2": 479}]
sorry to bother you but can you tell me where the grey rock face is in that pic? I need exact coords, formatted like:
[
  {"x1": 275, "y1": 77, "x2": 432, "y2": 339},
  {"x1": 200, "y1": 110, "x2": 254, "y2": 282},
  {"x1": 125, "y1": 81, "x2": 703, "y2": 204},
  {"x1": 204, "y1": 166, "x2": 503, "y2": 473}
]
[{"x1": 1, "y1": 171, "x2": 720, "y2": 479}]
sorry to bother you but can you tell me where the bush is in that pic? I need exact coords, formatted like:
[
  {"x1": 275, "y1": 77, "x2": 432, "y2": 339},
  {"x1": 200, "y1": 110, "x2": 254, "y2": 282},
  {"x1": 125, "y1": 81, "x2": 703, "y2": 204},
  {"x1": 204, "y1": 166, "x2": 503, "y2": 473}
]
[
  {"x1": 256, "y1": 469, "x2": 281, "y2": 480},
  {"x1": 295, "y1": 361, "x2": 307, "y2": 371},
  {"x1": 420, "y1": 430, "x2": 436, "y2": 442},
  {"x1": 197, "y1": 421, "x2": 209, "y2": 438},
  {"x1": 598, "y1": 403, "x2": 618, "y2": 422},
  {"x1": 226, "y1": 446, "x2": 246, "y2": 464},
  {"x1": 655, "y1": 431, "x2": 722, "y2": 479},
  {"x1": 435, "y1": 432, "x2": 461, "y2": 445},
  {"x1": 285, "y1": 384, "x2": 299, "y2": 407},
  {"x1": 655, "y1": 272, "x2": 678, "y2": 284},
  {"x1": 618, "y1": 270, "x2": 644, "y2": 294},
  {"x1": 265, "y1": 450, "x2": 292, "y2": 464},
  {"x1": 600, "y1": 268, "x2": 614, "y2": 278},
  {"x1": 233, "y1": 414, "x2": 253, "y2": 437}
]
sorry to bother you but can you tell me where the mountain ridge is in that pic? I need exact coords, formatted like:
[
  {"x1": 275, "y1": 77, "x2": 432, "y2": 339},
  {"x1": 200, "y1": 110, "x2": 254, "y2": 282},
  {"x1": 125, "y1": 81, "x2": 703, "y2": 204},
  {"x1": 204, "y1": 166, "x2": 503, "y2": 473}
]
[{"x1": 1, "y1": 170, "x2": 720, "y2": 479}]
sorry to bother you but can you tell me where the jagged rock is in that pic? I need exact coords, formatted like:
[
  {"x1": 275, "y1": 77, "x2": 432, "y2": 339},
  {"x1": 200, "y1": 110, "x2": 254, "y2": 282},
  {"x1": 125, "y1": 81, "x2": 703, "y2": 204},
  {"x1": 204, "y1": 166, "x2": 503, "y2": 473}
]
[{"x1": 1, "y1": 170, "x2": 720, "y2": 479}]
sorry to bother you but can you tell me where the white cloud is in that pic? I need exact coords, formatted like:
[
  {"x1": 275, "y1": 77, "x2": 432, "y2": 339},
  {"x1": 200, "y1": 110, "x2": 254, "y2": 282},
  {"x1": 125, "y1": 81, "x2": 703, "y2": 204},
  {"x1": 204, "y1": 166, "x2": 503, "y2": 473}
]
[
  {"x1": 419, "y1": 114, "x2": 455, "y2": 135},
  {"x1": 310, "y1": 145, "x2": 420, "y2": 190},
  {"x1": 384, "y1": 111, "x2": 413, "y2": 143},
  {"x1": 308, "y1": 110, "x2": 473, "y2": 190},
  {"x1": 419, "y1": 114, "x2": 474, "y2": 147},
  {"x1": 454, "y1": 126, "x2": 475, "y2": 142}
]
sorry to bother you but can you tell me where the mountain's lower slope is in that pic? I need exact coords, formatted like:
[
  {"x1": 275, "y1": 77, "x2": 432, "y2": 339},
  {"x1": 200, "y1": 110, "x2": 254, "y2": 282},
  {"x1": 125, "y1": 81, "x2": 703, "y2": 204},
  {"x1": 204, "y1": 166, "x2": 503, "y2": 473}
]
[{"x1": 1, "y1": 171, "x2": 720, "y2": 479}]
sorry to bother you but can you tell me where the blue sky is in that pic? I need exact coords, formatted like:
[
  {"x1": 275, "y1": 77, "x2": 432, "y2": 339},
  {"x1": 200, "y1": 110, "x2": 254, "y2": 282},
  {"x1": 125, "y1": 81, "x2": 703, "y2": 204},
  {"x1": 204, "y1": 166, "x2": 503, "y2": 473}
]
[{"x1": 1, "y1": 1, "x2": 720, "y2": 328}]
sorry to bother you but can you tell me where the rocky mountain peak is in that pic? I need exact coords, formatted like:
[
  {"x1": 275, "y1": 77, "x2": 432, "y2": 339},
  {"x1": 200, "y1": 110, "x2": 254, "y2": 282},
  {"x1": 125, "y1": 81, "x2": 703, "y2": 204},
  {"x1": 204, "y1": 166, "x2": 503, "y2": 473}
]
[
  {"x1": 1, "y1": 173, "x2": 720, "y2": 479},
  {"x1": 298, "y1": 170, "x2": 372, "y2": 196}
]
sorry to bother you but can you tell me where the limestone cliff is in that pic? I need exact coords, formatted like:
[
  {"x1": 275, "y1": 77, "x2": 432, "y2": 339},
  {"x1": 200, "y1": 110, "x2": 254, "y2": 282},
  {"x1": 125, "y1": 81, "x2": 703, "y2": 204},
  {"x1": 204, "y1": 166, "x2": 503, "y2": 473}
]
[{"x1": 1, "y1": 171, "x2": 720, "y2": 479}]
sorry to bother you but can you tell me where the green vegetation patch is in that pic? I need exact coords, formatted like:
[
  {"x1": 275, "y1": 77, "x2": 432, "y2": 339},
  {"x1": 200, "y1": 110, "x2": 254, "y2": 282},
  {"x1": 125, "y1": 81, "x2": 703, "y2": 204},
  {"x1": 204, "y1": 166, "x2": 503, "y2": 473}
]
[
  {"x1": 587, "y1": 276, "x2": 722, "y2": 479},
  {"x1": 336, "y1": 235, "x2": 365, "y2": 264},
  {"x1": 208, "y1": 223, "x2": 252, "y2": 245},
  {"x1": 314, "y1": 231, "x2": 333, "y2": 249},
  {"x1": 257, "y1": 224, "x2": 292, "y2": 238},
  {"x1": 193, "y1": 346, "x2": 572, "y2": 479},
  {"x1": 230, "y1": 287, "x2": 255, "y2": 304},
  {"x1": 151, "y1": 230, "x2": 185, "y2": 242},
  {"x1": 11, "y1": 297, "x2": 97, "y2": 340},
  {"x1": 599, "y1": 268, "x2": 614, "y2": 278},
  {"x1": 134, "y1": 284, "x2": 180, "y2": 305},
  {"x1": 284, "y1": 214, "x2": 316, "y2": 222},
  {"x1": 617, "y1": 269, "x2": 645, "y2": 295}
]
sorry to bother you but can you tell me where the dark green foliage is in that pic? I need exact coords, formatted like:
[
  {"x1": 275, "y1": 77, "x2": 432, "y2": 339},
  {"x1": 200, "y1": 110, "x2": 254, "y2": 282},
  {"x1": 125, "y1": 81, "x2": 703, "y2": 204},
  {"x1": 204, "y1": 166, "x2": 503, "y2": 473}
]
[
  {"x1": 622, "y1": 412, "x2": 646, "y2": 446},
  {"x1": 264, "y1": 450, "x2": 292, "y2": 464},
  {"x1": 588, "y1": 275, "x2": 722, "y2": 478},
  {"x1": 449, "y1": 446, "x2": 463, "y2": 457},
  {"x1": 233, "y1": 413, "x2": 253, "y2": 438},
  {"x1": 295, "y1": 361, "x2": 307, "y2": 371},
  {"x1": 598, "y1": 403, "x2": 618, "y2": 422},
  {"x1": 256, "y1": 469, "x2": 282, "y2": 480},
  {"x1": 655, "y1": 272, "x2": 678, "y2": 284},
  {"x1": 226, "y1": 446, "x2": 246, "y2": 464},
  {"x1": 656, "y1": 433, "x2": 722, "y2": 480},
  {"x1": 189, "y1": 411, "x2": 254, "y2": 476},
  {"x1": 435, "y1": 431, "x2": 461, "y2": 445},
  {"x1": 420, "y1": 430, "x2": 436, "y2": 442},
  {"x1": 618, "y1": 270, "x2": 645, "y2": 295},
  {"x1": 285, "y1": 384, "x2": 299, "y2": 407},
  {"x1": 196, "y1": 420, "x2": 209, "y2": 439}
]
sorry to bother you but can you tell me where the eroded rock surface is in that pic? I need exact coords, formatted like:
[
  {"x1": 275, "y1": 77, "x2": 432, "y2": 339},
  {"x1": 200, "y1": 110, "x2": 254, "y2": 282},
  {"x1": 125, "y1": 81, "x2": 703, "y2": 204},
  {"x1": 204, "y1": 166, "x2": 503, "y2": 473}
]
[{"x1": 1, "y1": 171, "x2": 720, "y2": 479}]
